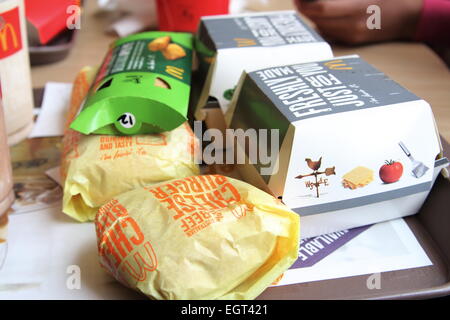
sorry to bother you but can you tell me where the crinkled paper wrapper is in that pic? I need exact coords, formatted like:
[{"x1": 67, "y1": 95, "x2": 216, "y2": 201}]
[
  {"x1": 95, "y1": 175, "x2": 300, "y2": 300},
  {"x1": 61, "y1": 67, "x2": 200, "y2": 222}
]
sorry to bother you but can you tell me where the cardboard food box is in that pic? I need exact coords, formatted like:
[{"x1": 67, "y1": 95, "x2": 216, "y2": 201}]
[
  {"x1": 193, "y1": 10, "x2": 333, "y2": 124},
  {"x1": 227, "y1": 55, "x2": 449, "y2": 239},
  {"x1": 70, "y1": 32, "x2": 193, "y2": 135}
]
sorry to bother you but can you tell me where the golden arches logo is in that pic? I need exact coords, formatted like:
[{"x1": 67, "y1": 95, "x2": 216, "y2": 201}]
[
  {"x1": 122, "y1": 241, "x2": 158, "y2": 282},
  {"x1": 165, "y1": 65, "x2": 184, "y2": 80},
  {"x1": 324, "y1": 60, "x2": 353, "y2": 70},
  {"x1": 0, "y1": 23, "x2": 18, "y2": 52},
  {"x1": 233, "y1": 38, "x2": 257, "y2": 47},
  {"x1": 230, "y1": 202, "x2": 254, "y2": 219}
]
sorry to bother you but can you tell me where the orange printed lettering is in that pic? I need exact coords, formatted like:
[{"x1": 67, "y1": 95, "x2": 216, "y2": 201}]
[
  {"x1": 112, "y1": 203, "x2": 128, "y2": 218},
  {"x1": 161, "y1": 197, "x2": 185, "y2": 220},
  {"x1": 104, "y1": 235, "x2": 122, "y2": 267},
  {"x1": 195, "y1": 193, "x2": 219, "y2": 210},
  {"x1": 149, "y1": 187, "x2": 169, "y2": 200},
  {"x1": 207, "y1": 190, "x2": 228, "y2": 208},
  {"x1": 186, "y1": 176, "x2": 204, "y2": 193},
  {"x1": 205, "y1": 175, "x2": 218, "y2": 189},
  {"x1": 165, "y1": 183, "x2": 179, "y2": 196},
  {"x1": 121, "y1": 217, "x2": 144, "y2": 246},
  {"x1": 110, "y1": 223, "x2": 133, "y2": 259},
  {"x1": 173, "y1": 194, "x2": 196, "y2": 213},
  {"x1": 221, "y1": 183, "x2": 241, "y2": 203},
  {"x1": 214, "y1": 175, "x2": 228, "y2": 185},
  {"x1": 173, "y1": 179, "x2": 190, "y2": 193}
]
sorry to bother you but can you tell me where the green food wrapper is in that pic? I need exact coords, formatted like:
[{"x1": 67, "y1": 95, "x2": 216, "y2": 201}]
[
  {"x1": 62, "y1": 66, "x2": 200, "y2": 222},
  {"x1": 70, "y1": 32, "x2": 193, "y2": 135}
]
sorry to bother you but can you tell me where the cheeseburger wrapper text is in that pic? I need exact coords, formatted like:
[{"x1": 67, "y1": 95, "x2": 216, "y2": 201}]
[
  {"x1": 95, "y1": 175, "x2": 300, "y2": 300},
  {"x1": 61, "y1": 67, "x2": 200, "y2": 222}
]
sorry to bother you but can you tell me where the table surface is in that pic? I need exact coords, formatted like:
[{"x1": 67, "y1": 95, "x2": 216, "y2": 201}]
[{"x1": 30, "y1": 1, "x2": 450, "y2": 144}]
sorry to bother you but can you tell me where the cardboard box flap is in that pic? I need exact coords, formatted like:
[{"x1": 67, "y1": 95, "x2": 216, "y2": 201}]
[
  {"x1": 200, "y1": 10, "x2": 325, "y2": 49},
  {"x1": 247, "y1": 54, "x2": 421, "y2": 122}
]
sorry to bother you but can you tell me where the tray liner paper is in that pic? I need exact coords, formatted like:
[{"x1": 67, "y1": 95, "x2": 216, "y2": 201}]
[
  {"x1": 61, "y1": 67, "x2": 200, "y2": 222},
  {"x1": 95, "y1": 175, "x2": 300, "y2": 300}
]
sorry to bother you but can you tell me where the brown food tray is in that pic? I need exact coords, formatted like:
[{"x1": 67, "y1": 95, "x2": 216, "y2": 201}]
[
  {"x1": 29, "y1": 28, "x2": 77, "y2": 66},
  {"x1": 34, "y1": 89, "x2": 450, "y2": 300}
]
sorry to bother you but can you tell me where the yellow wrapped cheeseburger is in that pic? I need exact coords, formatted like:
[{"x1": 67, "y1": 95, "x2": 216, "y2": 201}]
[
  {"x1": 61, "y1": 67, "x2": 199, "y2": 222},
  {"x1": 95, "y1": 174, "x2": 300, "y2": 299}
]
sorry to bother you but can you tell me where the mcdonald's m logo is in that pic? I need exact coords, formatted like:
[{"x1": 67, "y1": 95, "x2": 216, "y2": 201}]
[
  {"x1": 165, "y1": 65, "x2": 185, "y2": 80},
  {"x1": 233, "y1": 38, "x2": 257, "y2": 47},
  {"x1": 324, "y1": 59, "x2": 352, "y2": 70},
  {"x1": 0, "y1": 7, "x2": 22, "y2": 59}
]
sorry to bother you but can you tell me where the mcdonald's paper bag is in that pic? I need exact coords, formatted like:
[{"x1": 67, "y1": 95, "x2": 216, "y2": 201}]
[
  {"x1": 0, "y1": 0, "x2": 34, "y2": 145},
  {"x1": 95, "y1": 174, "x2": 300, "y2": 300}
]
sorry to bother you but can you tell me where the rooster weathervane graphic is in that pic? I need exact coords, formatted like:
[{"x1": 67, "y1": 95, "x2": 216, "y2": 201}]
[{"x1": 295, "y1": 157, "x2": 336, "y2": 198}]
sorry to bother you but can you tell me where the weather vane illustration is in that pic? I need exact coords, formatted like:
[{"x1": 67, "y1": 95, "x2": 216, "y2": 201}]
[{"x1": 295, "y1": 157, "x2": 336, "y2": 198}]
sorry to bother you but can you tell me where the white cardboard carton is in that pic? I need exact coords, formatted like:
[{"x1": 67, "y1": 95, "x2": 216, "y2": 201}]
[
  {"x1": 227, "y1": 55, "x2": 449, "y2": 238},
  {"x1": 193, "y1": 10, "x2": 333, "y2": 119}
]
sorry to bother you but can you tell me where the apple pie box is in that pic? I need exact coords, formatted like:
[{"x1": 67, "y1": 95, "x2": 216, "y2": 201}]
[
  {"x1": 226, "y1": 55, "x2": 450, "y2": 239},
  {"x1": 192, "y1": 10, "x2": 333, "y2": 128}
]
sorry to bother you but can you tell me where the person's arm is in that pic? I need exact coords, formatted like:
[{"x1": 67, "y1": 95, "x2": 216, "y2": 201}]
[
  {"x1": 294, "y1": 0, "x2": 423, "y2": 45},
  {"x1": 415, "y1": 0, "x2": 450, "y2": 45}
]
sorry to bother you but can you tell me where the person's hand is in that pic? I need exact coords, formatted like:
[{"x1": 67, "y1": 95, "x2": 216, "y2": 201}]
[{"x1": 294, "y1": 0, "x2": 423, "y2": 45}]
